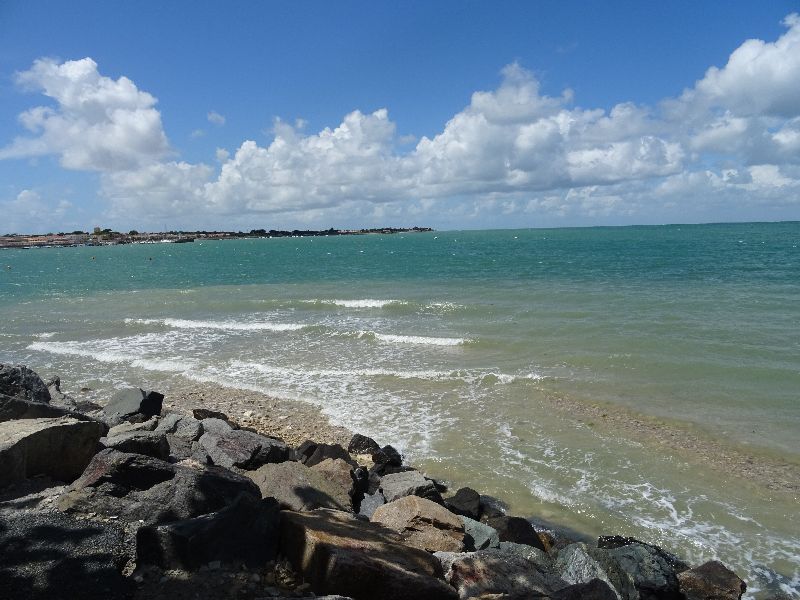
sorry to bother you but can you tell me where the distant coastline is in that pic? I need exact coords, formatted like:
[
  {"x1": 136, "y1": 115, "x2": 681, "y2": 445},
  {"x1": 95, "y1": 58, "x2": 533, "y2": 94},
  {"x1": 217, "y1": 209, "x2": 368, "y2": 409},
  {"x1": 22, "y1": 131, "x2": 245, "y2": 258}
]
[{"x1": 0, "y1": 226, "x2": 433, "y2": 249}]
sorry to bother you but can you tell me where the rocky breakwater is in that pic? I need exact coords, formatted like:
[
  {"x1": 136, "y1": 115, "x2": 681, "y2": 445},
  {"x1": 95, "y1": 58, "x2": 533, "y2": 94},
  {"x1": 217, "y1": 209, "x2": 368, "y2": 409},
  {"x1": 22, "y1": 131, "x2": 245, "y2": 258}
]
[{"x1": 0, "y1": 363, "x2": 754, "y2": 600}]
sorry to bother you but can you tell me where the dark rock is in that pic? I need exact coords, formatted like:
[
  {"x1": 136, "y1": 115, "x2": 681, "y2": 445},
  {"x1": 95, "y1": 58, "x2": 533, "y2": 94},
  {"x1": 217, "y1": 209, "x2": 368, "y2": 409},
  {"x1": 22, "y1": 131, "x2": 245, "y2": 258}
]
[
  {"x1": 677, "y1": 560, "x2": 746, "y2": 600},
  {"x1": 199, "y1": 417, "x2": 233, "y2": 435},
  {"x1": 198, "y1": 428, "x2": 291, "y2": 470},
  {"x1": 0, "y1": 393, "x2": 107, "y2": 427},
  {"x1": 556, "y1": 542, "x2": 624, "y2": 600},
  {"x1": 107, "y1": 417, "x2": 159, "y2": 436},
  {"x1": 444, "y1": 486, "x2": 481, "y2": 519},
  {"x1": 58, "y1": 448, "x2": 260, "y2": 525},
  {"x1": 460, "y1": 515, "x2": 499, "y2": 551},
  {"x1": 436, "y1": 548, "x2": 568, "y2": 599},
  {"x1": 347, "y1": 433, "x2": 381, "y2": 455},
  {"x1": 281, "y1": 508, "x2": 457, "y2": 600},
  {"x1": 479, "y1": 495, "x2": 506, "y2": 520},
  {"x1": 350, "y1": 465, "x2": 369, "y2": 510},
  {"x1": 165, "y1": 434, "x2": 194, "y2": 461},
  {"x1": 311, "y1": 458, "x2": 356, "y2": 500},
  {"x1": 155, "y1": 413, "x2": 203, "y2": 441},
  {"x1": 246, "y1": 460, "x2": 352, "y2": 511},
  {"x1": 0, "y1": 364, "x2": 51, "y2": 404},
  {"x1": 192, "y1": 408, "x2": 230, "y2": 422},
  {"x1": 605, "y1": 541, "x2": 686, "y2": 600},
  {"x1": 0, "y1": 417, "x2": 106, "y2": 487},
  {"x1": 584, "y1": 546, "x2": 639, "y2": 600},
  {"x1": 136, "y1": 493, "x2": 280, "y2": 570},
  {"x1": 380, "y1": 470, "x2": 443, "y2": 504},
  {"x1": 485, "y1": 515, "x2": 547, "y2": 551},
  {"x1": 100, "y1": 430, "x2": 170, "y2": 460},
  {"x1": 372, "y1": 444, "x2": 402, "y2": 467},
  {"x1": 372, "y1": 495, "x2": 465, "y2": 553},
  {"x1": 497, "y1": 541, "x2": 553, "y2": 570},
  {"x1": 598, "y1": 536, "x2": 690, "y2": 573},
  {"x1": 102, "y1": 388, "x2": 164, "y2": 424},
  {"x1": 553, "y1": 578, "x2": 620, "y2": 600},
  {"x1": 302, "y1": 442, "x2": 355, "y2": 468},
  {"x1": 0, "y1": 507, "x2": 131, "y2": 600},
  {"x1": 358, "y1": 491, "x2": 386, "y2": 518}
]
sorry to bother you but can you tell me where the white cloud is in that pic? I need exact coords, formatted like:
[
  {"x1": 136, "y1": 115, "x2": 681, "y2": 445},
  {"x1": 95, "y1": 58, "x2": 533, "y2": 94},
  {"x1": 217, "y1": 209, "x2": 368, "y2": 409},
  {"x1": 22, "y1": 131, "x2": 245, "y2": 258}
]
[
  {"x1": 207, "y1": 111, "x2": 226, "y2": 126},
  {"x1": 0, "y1": 189, "x2": 75, "y2": 233},
  {"x1": 3, "y1": 15, "x2": 800, "y2": 230}
]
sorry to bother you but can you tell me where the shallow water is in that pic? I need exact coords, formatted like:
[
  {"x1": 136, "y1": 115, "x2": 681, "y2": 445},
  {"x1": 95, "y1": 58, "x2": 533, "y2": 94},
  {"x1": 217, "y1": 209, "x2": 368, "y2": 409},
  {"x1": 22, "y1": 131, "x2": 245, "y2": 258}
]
[{"x1": 1, "y1": 223, "x2": 798, "y2": 597}]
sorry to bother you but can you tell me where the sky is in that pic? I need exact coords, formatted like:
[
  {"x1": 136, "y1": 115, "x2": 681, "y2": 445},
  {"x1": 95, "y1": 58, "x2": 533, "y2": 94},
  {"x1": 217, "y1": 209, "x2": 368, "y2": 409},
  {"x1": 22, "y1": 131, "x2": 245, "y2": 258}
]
[{"x1": 1, "y1": 1, "x2": 799, "y2": 233}]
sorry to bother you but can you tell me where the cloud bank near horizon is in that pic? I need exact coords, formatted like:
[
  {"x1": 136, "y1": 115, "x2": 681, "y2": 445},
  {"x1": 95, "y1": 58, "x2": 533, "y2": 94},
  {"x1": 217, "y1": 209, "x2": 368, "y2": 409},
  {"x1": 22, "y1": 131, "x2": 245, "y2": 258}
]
[{"x1": 2, "y1": 14, "x2": 800, "y2": 231}]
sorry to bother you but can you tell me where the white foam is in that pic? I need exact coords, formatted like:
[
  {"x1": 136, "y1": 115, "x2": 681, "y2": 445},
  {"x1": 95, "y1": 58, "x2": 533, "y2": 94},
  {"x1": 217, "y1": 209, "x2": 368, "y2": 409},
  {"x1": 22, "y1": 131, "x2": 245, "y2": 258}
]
[
  {"x1": 125, "y1": 318, "x2": 305, "y2": 332},
  {"x1": 326, "y1": 299, "x2": 402, "y2": 308},
  {"x1": 371, "y1": 332, "x2": 471, "y2": 346},
  {"x1": 28, "y1": 341, "x2": 197, "y2": 372},
  {"x1": 35, "y1": 332, "x2": 57, "y2": 339}
]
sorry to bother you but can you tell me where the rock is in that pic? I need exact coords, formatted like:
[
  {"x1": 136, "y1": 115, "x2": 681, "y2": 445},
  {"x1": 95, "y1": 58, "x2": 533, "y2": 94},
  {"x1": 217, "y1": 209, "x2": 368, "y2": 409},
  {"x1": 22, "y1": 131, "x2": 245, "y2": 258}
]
[
  {"x1": 302, "y1": 442, "x2": 355, "y2": 468},
  {"x1": 553, "y1": 578, "x2": 621, "y2": 600},
  {"x1": 348, "y1": 433, "x2": 381, "y2": 455},
  {"x1": 605, "y1": 541, "x2": 685, "y2": 600},
  {"x1": 58, "y1": 448, "x2": 260, "y2": 525},
  {"x1": 311, "y1": 457, "x2": 357, "y2": 503},
  {"x1": 102, "y1": 388, "x2": 164, "y2": 423},
  {"x1": 199, "y1": 417, "x2": 233, "y2": 435},
  {"x1": 246, "y1": 460, "x2": 352, "y2": 511},
  {"x1": 358, "y1": 491, "x2": 386, "y2": 518},
  {"x1": 0, "y1": 393, "x2": 106, "y2": 426},
  {"x1": 107, "y1": 416, "x2": 159, "y2": 436},
  {"x1": 0, "y1": 364, "x2": 51, "y2": 404},
  {"x1": 485, "y1": 515, "x2": 547, "y2": 551},
  {"x1": 677, "y1": 560, "x2": 746, "y2": 600},
  {"x1": 372, "y1": 495, "x2": 465, "y2": 553},
  {"x1": 0, "y1": 417, "x2": 106, "y2": 487},
  {"x1": 497, "y1": 540, "x2": 554, "y2": 570},
  {"x1": 479, "y1": 495, "x2": 506, "y2": 520},
  {"x1": 166, "y1": 414, "x2": 204, "y2": 440},
  {"x1": 460, "y1": 515, "x2": 500, "y2": 550},
  {"x1": 192, "y1": 408, "x2": 230, "y2": 421},
  {"x1": 198, "y1": 427, "x2": 291, "y2": 470},
  {"x1": 164, "y1": 434, "x2": 194, "y2": 461},
  {"x1": 136, "y1": 493, "x2": 280, "y2": 570},
  {"x1": 379, "y1": 444, "x2": 403, "y2": 466},
  {"x1": 598, "y1": 536, "x2": 690, "y2": 573},
  {"x1": 585, "y1": 547, "x2": 639, "y2": 600},
  {"x1": 556, "y1": 543, "x2": 622, "y2": 600},
  {"x1": 100, "y1": 430, "x2": 170, "y2": 460},
  {"x1": 380, "y1": 470, "x2": 443, "y2": 504},
  {"x1": 0, "y1": 507, "x2": 131, "y2": 600},
  {"x1": 437, "y1": 548, "x2": 568, "y2": 599},
  {"x1": 281, "y1": 508, "x2": 457, "y2": 600},
  {"x1": 444, "y1": 486, "x2": 481, "y2": 520}
]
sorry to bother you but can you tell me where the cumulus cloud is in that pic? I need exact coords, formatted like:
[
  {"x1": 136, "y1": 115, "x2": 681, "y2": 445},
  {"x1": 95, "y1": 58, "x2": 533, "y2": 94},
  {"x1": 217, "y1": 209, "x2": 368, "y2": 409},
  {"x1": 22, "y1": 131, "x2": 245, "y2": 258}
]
[
  {"x1": 0, "y1": 189, "x2": 75, "y2": 233},
  {"x1": 3, "y1": 15, "x2": 800, "y2": 230},
  {"x1": 0, "y1": 58, "x2": 170, "y2": 171}
]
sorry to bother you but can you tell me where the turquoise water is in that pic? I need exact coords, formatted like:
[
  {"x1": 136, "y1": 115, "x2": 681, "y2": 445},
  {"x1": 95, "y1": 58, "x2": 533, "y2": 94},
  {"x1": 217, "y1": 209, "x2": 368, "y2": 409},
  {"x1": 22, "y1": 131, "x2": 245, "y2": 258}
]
[{"x1": 1, "y1": 222, "x2": 798, "y2": 597}]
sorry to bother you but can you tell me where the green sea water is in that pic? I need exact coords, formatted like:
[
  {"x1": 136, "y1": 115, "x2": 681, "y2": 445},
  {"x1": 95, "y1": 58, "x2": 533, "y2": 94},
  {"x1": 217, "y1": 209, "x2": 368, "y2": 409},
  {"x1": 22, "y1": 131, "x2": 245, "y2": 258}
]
[{"x1": 1, "y1": 222, "x2": 798, "y2": 597}]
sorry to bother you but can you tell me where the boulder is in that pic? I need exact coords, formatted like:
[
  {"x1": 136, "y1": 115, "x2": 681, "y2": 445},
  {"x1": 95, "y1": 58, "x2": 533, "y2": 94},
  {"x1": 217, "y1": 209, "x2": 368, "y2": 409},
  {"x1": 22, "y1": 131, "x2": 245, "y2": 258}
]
[
  {"x1": 497, "y1": 540, "x2": 554, "y2": 571},
  {"x1": 0, "y1": 364, "x2": 51, "y2": 404},
  {"x1": 198, "y1": 428, "x2": 291, "y2": 470},
  {"x1": 556, "y1": 543, "x2": 622, "y2": 600},
  {"x1": 199, "y1": 417, "x2": 233, "y2": 435},
  {"x1": 107, "y1": 416, "x2": 159, "y2": 436},
  {"x1": 604, "y1": 541, "x2": 686, "y2": 600},
  {"x1": 192, "y1": 408, "x2": 230, "y2": 421},
  {"x1": 358, "y1": 491, "x2": 386, "y2": 518},
  {"x1": 246, "y1": 460, "x2": 352, "y2": 511},
  {"x1": 102, "y1": 388, "x2": 163, "y2": 424},
  {"x1": 437, "y1": 548, "x2": 568, "y2": 599},
  {"x1": 585, "y1": 546, "x2": 640, "y2": 600},
  {"x1": 302, "y1": 442, "x2": 355, "y2": 468},
  {"x1": 281, "y1": 508, "x2": 457, "y2": 600},
  {"x1": 553, "y1": 578, "x2": 621, "y2": 600},
  {"x1": 460, "y1": 515, "x2": 500, "y2": 551},
  {"x1": 372, "y1": 496, "x2": 465, "y2": 553},
  {"x1": 380, "y1": 470, "x2": 443, "y2": 504},
  {"x1": 444, "y1": 486, "x2": 481, "y2": 519},
  {"x1": 0, "y1": 507, "x2": 131, "y2": 600},
  {"x1": 485, "y1": 515, "x2": 547, "y2": 551},
  {"x1": 154, "y1": 413, "x2": 203, "y2": 441},
  {"x1": 311, "y1": 458, "x2": 356, "y2": 493},
  {"x1": 100, "y1": 430, "x2": 170, "y2": 460},
  {"x1": 677, "y1": 560, "x2": 746, "y2": 600},
  {"x1": 0, "y1": 417, "x2": 106, "y2": 487},
  {"x1": 58, "y1": 448, "x2": 260, "y2": 525},
  {"x1": 0, "y1": 393, "x2": 106, "y2": 426},
  {"x1": 348, "y1": 433, "x2": 381, "y2": 455},
  {"x1": 598, "y1": 536, "x2": 689, "y2": 573},
  {"x1": 136, "y1": 493, "x2": 280, "y2": 570}
]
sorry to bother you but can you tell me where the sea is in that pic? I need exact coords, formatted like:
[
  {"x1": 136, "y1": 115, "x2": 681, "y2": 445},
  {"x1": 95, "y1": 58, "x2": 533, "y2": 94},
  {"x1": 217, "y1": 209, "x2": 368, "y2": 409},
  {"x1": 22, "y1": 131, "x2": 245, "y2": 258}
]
[{"x1": 1, "y1": 222, "x2": 798, "y2": 598}]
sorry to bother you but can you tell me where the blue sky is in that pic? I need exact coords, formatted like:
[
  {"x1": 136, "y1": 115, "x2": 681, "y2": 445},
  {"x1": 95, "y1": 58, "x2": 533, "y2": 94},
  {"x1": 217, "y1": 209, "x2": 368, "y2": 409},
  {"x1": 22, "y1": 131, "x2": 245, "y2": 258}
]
[{"x1": 1, "y1": 1, "x2": 799, "y2": 232}]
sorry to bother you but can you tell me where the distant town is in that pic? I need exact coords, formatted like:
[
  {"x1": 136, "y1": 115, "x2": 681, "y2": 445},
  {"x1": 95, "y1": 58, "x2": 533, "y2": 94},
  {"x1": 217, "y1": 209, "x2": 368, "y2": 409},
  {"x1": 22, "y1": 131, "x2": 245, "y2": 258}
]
[{"x1": 0, "y1": 226, "x2": 433, "y2": 249}]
